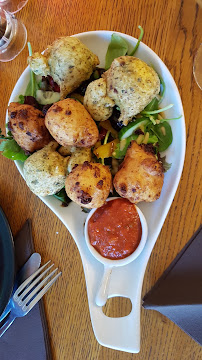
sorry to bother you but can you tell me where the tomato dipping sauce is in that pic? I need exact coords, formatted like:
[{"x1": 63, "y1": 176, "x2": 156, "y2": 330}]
[{"x1": 87, "y1": 198, "x2": 142, "y2": 260}]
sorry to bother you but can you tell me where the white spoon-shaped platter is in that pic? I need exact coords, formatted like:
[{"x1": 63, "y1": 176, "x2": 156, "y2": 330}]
[{"x1": 7, "y1": 31, "x2": 186, "y2": 353}]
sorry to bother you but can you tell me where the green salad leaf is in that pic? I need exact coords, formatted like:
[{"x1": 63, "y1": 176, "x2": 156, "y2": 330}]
[
  {"x1": 105, "y1": 34, "x2": 128, "y2": 70},
  {"x1": 150, "y1": 121, "x2": 173, "y2": 152},
  {"x1": 160, "y1": 156, "x2": 172, "y2": 172},
  {"x1": 144, "y1": 97, "x2": 159, "y2": 112},
  {"x1": 81, "y1": 207, "x2": 91, "y2": 213},
  {"x1": 53, "y1": 188, "x2": 71, "y2": 207},
  {"x1": 159, "y1": 74, "x2": 166, "y2": 102},
  {"x1": 147, "y1": 134, "x2": 158, "y2": 144},
  {"x1": 0, "y1": 138, "x2": 28, "y2": 161},
  {"x1": 18, "y1": 95, "x2": 25, "y2": 104},
  {"x1": 0, "y1": 128, "x2": 28, "y2": 161},
  {"x1": 159, "y1": 115, "x2": 182, "y2": 122},
  {"x1": 113, "y1": 134, "x2": 138, "y2": 159},
  {"x1": 105, "y1": 26, "x2": 144, "y2": 70},
  {"x1": 129, "y1": 25, "x2": 144, "y2": 56},
  {"x1": 143, "y1": 97, "x2": 159, "y2": 120},
  {"x1": 19, "y1": 42, "x2": 39, "y2": 101},
  {"x1": 141, "y1": 103, "x2": 173, "y2": 115},
  {"x1": 150, "y1": 64, "x2": 166, "y2": 102},
  {"x1": 0, "y1": 128, "x2": 13, "y2": 140}
]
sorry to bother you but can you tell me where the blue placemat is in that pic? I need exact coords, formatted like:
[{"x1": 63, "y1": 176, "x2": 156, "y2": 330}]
[{"x1": 0, "y1": 219, "x2": 52, "y2": 360}]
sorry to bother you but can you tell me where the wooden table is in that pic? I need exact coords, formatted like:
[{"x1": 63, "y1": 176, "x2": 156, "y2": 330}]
[{"x1": 0, "y1": 0, "x2": 202, "y2": 359}]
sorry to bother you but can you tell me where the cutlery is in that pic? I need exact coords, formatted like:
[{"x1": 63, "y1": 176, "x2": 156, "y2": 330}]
[
  {"x1": 0, "y1": 260, "x2": 61, "y2": 337},
  {"x1": 0, "y1": 253, "x2": 41, "y2": 323}
]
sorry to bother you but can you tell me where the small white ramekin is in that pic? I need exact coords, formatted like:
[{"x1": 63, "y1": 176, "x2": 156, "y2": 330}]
[{"x1": 84, "y1": 197, "x2": 148, "y2": 306}]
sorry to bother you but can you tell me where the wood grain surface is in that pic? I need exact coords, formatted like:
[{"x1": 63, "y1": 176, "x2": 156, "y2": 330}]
[{"x1": 0, "y1": 0, "x2": 202, "y2": 359}]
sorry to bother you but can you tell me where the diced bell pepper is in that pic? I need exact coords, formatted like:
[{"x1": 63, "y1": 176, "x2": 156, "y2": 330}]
[{"x1": 93, "y1": 139, "x2": 119, "y2": 159}]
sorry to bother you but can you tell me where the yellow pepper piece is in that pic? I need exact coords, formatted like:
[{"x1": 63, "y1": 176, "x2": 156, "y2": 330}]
[
  {"x1": 100, "y1": 120, "x2": 118, "y2": 138},
  {"x1": 93, "y1": 139, "x2": 119, "y2": 159},
  {"x1": 93, "y1": 140, "x2": 102, "y2": 149}
]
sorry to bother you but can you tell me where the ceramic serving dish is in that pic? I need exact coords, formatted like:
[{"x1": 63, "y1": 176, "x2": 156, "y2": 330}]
[
  {"x1": 85, "y1": 197, "x2": 148, "y2": 307},
  {"x1": 7, "y1": 31, "x2": 186, "y2": 353}
]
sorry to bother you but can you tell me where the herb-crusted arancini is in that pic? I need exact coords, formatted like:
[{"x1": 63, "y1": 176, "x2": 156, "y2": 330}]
[{"x1": 28, "y1": 36, "x2": 99, "y2": 99}]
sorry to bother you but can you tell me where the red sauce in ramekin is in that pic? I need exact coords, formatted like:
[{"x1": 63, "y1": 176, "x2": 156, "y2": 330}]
[{"x1": 88, "y1": 198, "x2": 142, "y2": 260}]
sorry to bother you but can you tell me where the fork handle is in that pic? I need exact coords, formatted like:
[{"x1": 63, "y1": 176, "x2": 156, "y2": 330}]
[{"x1": 0, "y1": 313, "x2": 16, "y2": 337}]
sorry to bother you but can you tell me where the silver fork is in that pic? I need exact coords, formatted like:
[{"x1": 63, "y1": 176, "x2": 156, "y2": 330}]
[{"x1": 0, "y1": 261, "x2": 61, "y2": 337}]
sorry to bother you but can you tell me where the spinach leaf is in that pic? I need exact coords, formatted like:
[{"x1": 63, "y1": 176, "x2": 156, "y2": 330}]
[
  {"x1": 147, "y1": 134, "x2": 158, "y2": 144},
  {"x1": 81, "y1": 207, "x2": 91, "y2": 213},
  {"x1": 0, "y1": 139, "x2": 28, "y2": 161},
  {"x1": 129, "y1": 25, "x2": 144, "y2": 56},
  {"x1": 160, "y1": 156, "x2": 172, "y2": 172},
  {"x1": 105, "y1": 34, "x2": 128, "y2": 70},
  {"x1": 18, "y1": 95, "x2": 25, "y2": 104},
  {"x1": 0, "y1": 128, "x2": 13, "y2": 140},
  {"x1": 159, "y1": 74, "x2": 166, "y2": 102},
  {"x1": 113, "y1": 134, "x2": 138, "y2": 159},
  {"x1": 150, "y1": 121, "x2": 173, "y2": 152},
  {"x1": 24, "y1": 71, "x2": 39, "y2": 98},
  {"x1": 53, "y1": 188, "x2": 71, "y2": 207},
  {"x1": 144, "y1": 97, "x2": 159, "y2": 119},
  {"x1": 24, "y1": 42, "x2": 39, "y2": 98},
  {"x1": 150, "y1": 65, "x2": 166, "y2": 102},
  {"x1": 105, "y1": 26, "x2": 144, "y2": 70},
  {"x1": 144, "y1": 97, "x2": 159, "y2": 112}
]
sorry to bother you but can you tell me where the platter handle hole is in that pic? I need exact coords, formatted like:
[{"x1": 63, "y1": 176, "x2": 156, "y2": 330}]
[{"x1": 102, "y1": 296, "x2": 132, "y2": 318}]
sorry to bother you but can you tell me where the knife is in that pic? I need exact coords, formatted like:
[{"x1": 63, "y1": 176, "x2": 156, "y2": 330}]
[{"x1": 0, "y1": 253, "x2": 41, "y2": 323}]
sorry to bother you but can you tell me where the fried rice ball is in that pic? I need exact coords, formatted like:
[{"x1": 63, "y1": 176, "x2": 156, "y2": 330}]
[
  {"x1": 7, "y1": 102, "x2": 52, "y2": 153},
  {"x1": 45, "y1": 98, "x2": 99, "y2": 148},
  {"x1": 83, "y1": 78, "x2": 115, "y2": 121},
  {"x1": 65, "y1": 161, "x2": 112, "y2": 208},
  {"x1": 113, "y1": 141, "x2": 164, "y2": 203},
  {"x1": 23, "y1": 141, "x2": 69, "y2": 196},
  {"x1": 103, "y1": 56, "x2": 160, "y2": 125},
  {"x1": 28, "y1": 36, "x2": 99, "y2": 99}
]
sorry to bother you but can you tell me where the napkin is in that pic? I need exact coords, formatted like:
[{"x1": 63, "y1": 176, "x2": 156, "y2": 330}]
[
  {"x1": 0, "y1": 220, "x2": 52, "y2": 360},
  {"x1": 142, "y1": 225, "x2": 202, "y2": 346}
]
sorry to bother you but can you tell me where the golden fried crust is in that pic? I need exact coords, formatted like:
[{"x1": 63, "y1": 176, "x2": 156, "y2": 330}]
[
  {"x1": 103, "y1": 56, "x2": 160, "y2": 125},
  {"x1": 45, "y1": 98, "x2": 99, "y2": 147},
  {"x1": 113, "y1": 141, "x2": 164, "y2": 203},
  {"x1": 67, "y1": 148, "x2": 92, "y2": 173},
  {"x1": 65, "y1": 161, "x2": 112, "y2": 208},
  {"x1": 8, "y1": 103, "x2": 52, "y2": 153}
]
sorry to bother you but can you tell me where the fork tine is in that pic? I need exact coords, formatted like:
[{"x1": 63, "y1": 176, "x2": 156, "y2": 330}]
[
  {"x1": 14, "y1": 260, "x2": 51, "y2": 297},
  {"x1": 16, "y1": 263, "x2": 55, "y2": 302},
  {"x1": 20, "y1": 268, "x2": 58, "y2": 306},
  {"x1": 22, "y1": 272, "x2": 62, "y2": 312}
]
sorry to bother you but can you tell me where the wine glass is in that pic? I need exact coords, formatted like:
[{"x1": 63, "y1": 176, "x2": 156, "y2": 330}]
[
  {"x1": 193, "y1": 1, "x2": 202, "y2": 90},
  {"x1": 0, "y1": 8, "x2": 27, "y2": 61},
  {"x1": 0, "y1": 0, "x2": 28, "y2": 14},
  {"x1": 193, "y1": 43, "x2": 202, "y2": 90}
]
